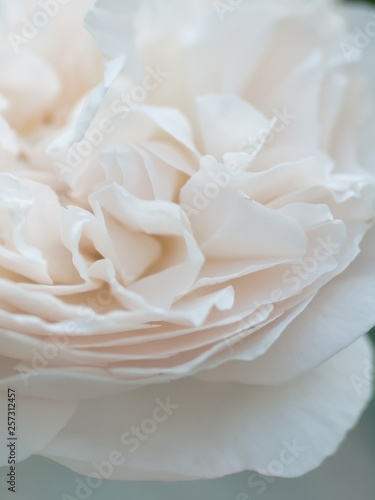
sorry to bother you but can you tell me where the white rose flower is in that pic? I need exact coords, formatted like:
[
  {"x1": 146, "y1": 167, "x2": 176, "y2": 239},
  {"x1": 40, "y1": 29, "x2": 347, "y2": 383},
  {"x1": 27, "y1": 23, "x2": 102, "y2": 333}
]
[{"x1": 0, "y1": 0, "x2": 374, "y2": 482}]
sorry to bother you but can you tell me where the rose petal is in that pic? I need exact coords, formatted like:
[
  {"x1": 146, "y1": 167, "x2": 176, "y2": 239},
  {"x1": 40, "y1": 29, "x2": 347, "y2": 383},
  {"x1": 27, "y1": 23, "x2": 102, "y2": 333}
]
[{"x1": 40, "y1": 337, "x2": 373, "y2": 480}]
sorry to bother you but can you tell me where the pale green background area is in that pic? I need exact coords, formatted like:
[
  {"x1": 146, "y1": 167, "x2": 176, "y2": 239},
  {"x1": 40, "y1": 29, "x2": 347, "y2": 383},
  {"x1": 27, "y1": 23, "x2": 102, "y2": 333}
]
[{"x1": 352, "y1": 0, "x2": 375, "y2": 4}]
